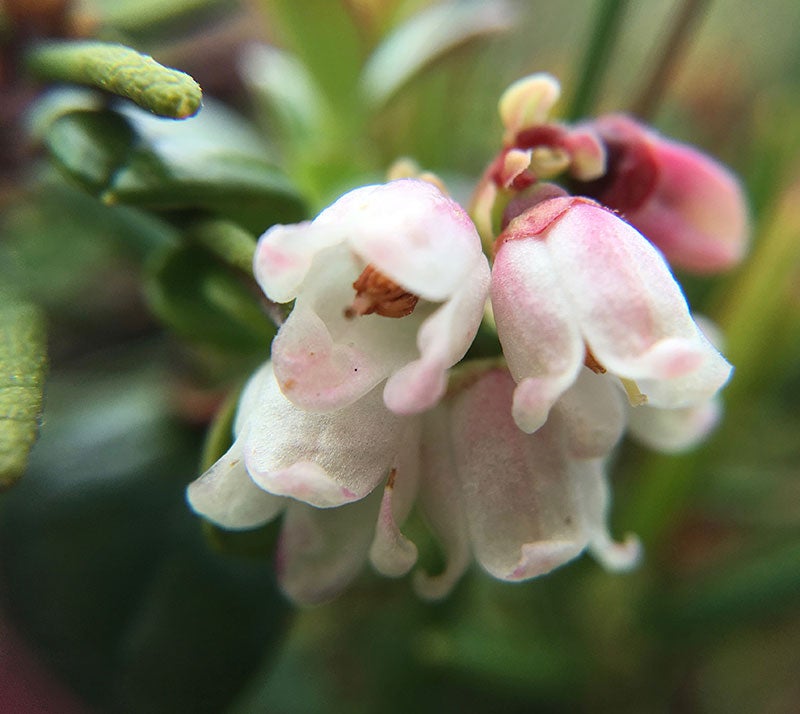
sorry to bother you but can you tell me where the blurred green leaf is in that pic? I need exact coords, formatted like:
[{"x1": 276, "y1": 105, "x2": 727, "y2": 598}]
[
  {"x1": 360, "y1": 0, "x2": 514, "y2": 109},
  {"x1": 0, "y1": 300, "x2": 47, "y2": 489},
  {"x1": 657, "y1": 539, "x2": 800, "y2": 634},
  {"x1": 187, "y1": 219, "x2": 257, "y2": 274},
  {"x1": 40, "y1": 102, "x2": 306, "y2": 233},
  {"x1": 144, "y1": 243, "x2": 274, "y2": 351},
  {"x1": 106, "y1": 102, "x2": 307, "y2": 232},
  {"x1": 266, "y1": 0, "x2": 363, "y2": 114},
  {"x1": 27, "y1": 41, "x2": 202, "y2": 119},
  {"x1": 44, "y1": 109, "x2": 136, "y2": 195}
]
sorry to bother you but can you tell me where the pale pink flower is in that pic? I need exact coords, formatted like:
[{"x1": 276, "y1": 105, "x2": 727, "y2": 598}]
[
  {"x1": 186, "y1": 362, "x2": 639, "y2": 604},
  {"x1": 186, "y1": 362, "x2": 421, "y2": 603},
  {"x1": 576, "y1": 114, "x2": 749, "y2": 273},
  {"x1": 413, "y1": 367, "x2": 640, "y2": 587},
  {"x1": 253, "y1": 179, "x2": 490, "y2": 415},
  {"x1": 491, "y1": 194, "x2": 733, "y2": 434}
]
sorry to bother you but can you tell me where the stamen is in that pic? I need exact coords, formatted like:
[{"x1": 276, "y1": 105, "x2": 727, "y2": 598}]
[
  {"x1": 620, "y1": 378, "x2": 648, "y2": 406},
  {"x1": 584, "y1": 348, "x2": 607, "y2": 374},
  {"x1": 344, "y1": 264, "x2": 420, "y2": 319}
]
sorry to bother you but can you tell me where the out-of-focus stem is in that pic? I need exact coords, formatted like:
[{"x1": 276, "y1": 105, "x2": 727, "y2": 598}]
[
  {"x1": 630, "y1": 0, "x2": 712, "y2": 120},
  {"x1": 566, "y1": 0, "x2": 630, "y2": 121}
]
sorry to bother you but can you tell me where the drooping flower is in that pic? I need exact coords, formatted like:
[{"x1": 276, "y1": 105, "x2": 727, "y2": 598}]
[
  {"x1": 253, "y1": 178, "x2": 490, "y2": 415},
  {"x1": 186, "y1": 362, "x2": 422, "y2": 603},
  {"x1": 187, "y1": 361, "x2": 640, "y2": 604},
  {"x1": 574, "y1": 114, "x2": 749, "y2": 273},
  {"x1": 413, "y1": 366, "x2": 640, "y2": 586},
  {"x1": 491, "y1": 192, "x2": 733, "y2": 433}
]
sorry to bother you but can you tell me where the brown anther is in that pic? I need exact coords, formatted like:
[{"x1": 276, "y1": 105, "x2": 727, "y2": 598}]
[
  {"x1": 584, "y1": 348, "x2": 607, "y2": 374},
  {"x1": 344, "y1": 264, "x2": 420, "y2": 319},
  {"x1": 386, "y1": 468, "x2": 397, "y2": 490}
]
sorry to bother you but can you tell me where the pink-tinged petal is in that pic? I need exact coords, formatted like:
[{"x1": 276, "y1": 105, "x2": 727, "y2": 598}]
[
  {"x1": 270, "y1": 244, "x2": 420, "y2": 411},
  {"x1": 329, "y1": 179, "x2": 482, "y2": 302},
  {"x1": 563, "y1": 126, "x2": 606, "y2": 180},
  {"x1": 243, "y1": 364, "x2": 407, "y2": 508},
  {"x1": 186, "y1": 437, "x2": 286, "y2": 529},
  {"x1": 573, "y1": 458, "x2": 641, "y2": 572},
  {"x1": 450, "y1": 369, "x2": 588, "y2": 581},
  {"x1": 499, "y1": 148, "x2": 534, "y2": 187},
  {"x1": 491, "y1": 236, "x2": 584, "y2": 432},
  {"x1": 627, "y1": 396, "x2": 722, "y2": 452},
  {"x1": 552, "y1": 368, "x2": 626, "y2": 458},
  {"x1": 254, "y1": 221, "x2": 343, "y2": 303},
  {"x1": 630, "y1": 137, "x2": 748, "y2": 272},
  {"x1": 277, "y1": 491, "x2": 382, "y2": 605},
  {"x1": 498, "y1": 72, "x2": 561, "y2": 144},
  {"x1": 369, "y1": 424, "x2": 421, "y2": 577},
  {"x1": 585, "y1": 114, "x2": 748, "y2": 273},
  {"x1": 383, "y1": 257, "x2": 490, "y2": 414},
  {"x1": 413, "y1": 408, "x2": 471, "y2": 600},
  {"x1": 545, "y1": 200, "x2": 732, "y2": 397}
]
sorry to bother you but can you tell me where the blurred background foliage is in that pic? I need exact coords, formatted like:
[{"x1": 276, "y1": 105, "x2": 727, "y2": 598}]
[{"x1": 1, "y1": 0, "x2": 799, "y2": 712}]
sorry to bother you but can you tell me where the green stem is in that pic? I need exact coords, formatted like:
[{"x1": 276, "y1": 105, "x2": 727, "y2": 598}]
[
  {"x1": 26, "y1": 41, "x2": 202, "y2": 119},
  {"x1": 566, "y1": 0, "x2": 630, "y2": 120},
  {"x1": 630, "y1": 0, "x2": 712, "y2": 120}
]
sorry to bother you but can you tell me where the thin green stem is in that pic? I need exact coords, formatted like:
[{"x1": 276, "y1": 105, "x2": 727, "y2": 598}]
[
  {"x1": 566, "y1": 0, "x2": 630, "y2": 121},
  {"x1": 630, "y1": 0, "x2": 712, "y2": 120}
]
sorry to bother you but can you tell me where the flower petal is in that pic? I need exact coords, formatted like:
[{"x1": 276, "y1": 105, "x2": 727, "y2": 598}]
[
  {"x1": 243, "y1": 364, "x2": 407, "y2": 507},
  {"x1": 499, "y1": 72, "x2": 561, "y2": 143},
  {"x1": 626, "y1": 397, "x2": 722, "y2": 453},
  {"x1": 186, "y1": 437, "x2": 286, "y2": 529},
  {"x1": 573, "y1": 458, "x2": 641, "y2": 571},
  {"x1": 270, "y1": 244, "x2": 419, "y2": 411},
  {"x1": 552, "y1": 368, "x2": 626, "y2": 458},
  {"x1": 334, "y1": 179, "x2": 483, "y2": 302},
  {"x1": 545, "y1": 201, "x2": 732, "y2": 402},
  {"x1": 383, "y1": 257, "x2": 490, "y2": 414},
  {"x1": 450, "y1": 369, "x2": 588, "y2": 581},
  {"x1": 276, "y1": 491, "x2": 382, "y2": 605},
  {"x1": 413, "y1": 407, "x2": 471, "y2": 600},
  {"x1": 369, "y1": 423, "x2": 421, "y2": 578},
  {"x1": 254, "y1": 221, "x2": 343, "y2": 304},
  {"x1": 589, "y1": 114, "x2": 749, "y2": 273},
  {"x1": 491, "y1": 237, "x2": 584, "y2": 432}
]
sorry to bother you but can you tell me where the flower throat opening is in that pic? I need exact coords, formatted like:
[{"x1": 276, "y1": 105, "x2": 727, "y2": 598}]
[{"x1": 344, "y1": 264, "x2": 420, "y2": 319}]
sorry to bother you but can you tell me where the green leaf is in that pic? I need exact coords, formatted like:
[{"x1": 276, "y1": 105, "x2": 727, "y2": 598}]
[
  {"x1": 360, "y1": 0, "x2": 515, "y2": 109},
  {"x1": 39, "y1": 102, "x2": 307, "y2": 233},
  {"x1": 144, "y1": 243, "x2": 275, "y2": 351},
  {"x1": 0, "y1": 300, "x2": 47, "y2": 489},
  {"x1": 26, "y1": 41, "x2": 202, "y2": 119},
  {"x1": 105, "y1": 102, "x2": 307, "y2": 232},
  {"x1": 44, "y1": 109, "x2": 136, "y2": 195}
]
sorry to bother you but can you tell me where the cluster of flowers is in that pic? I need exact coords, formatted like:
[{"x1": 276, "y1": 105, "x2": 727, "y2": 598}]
[{"x1": 187, "y1": 74, "x2": 747, "y2": 604}]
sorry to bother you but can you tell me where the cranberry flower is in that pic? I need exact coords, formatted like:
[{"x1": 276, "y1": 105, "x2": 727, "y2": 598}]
[
  {"x1": 421, "y1": 367, "x2": 640, "y2": 585},
  {"x1": 491, "y1": 192, "x2": 733, "y2": 433},
  {"x1": 254, "y1": 179, "x2": 490, "y2": 415},
  {"x1": 187, "y1": 362, "x2": 639, "y2": 604},
  {"x1": 186, "y1": 362, "x2": 421, "y2": 603}
]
